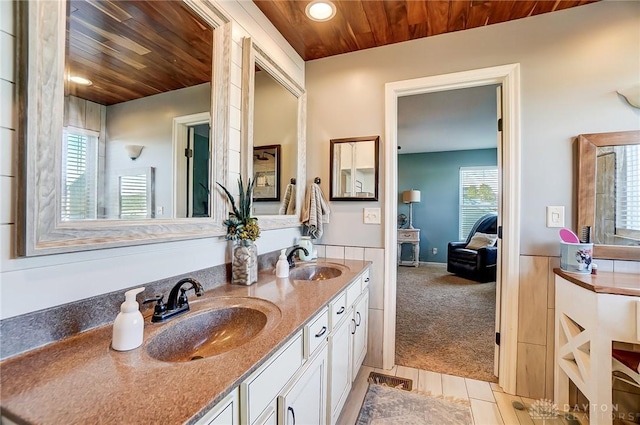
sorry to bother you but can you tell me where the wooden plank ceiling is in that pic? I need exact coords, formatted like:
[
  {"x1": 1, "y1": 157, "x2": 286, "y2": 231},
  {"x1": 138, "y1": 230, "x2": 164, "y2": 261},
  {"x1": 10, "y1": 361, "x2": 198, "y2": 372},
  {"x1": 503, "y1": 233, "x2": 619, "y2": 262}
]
[
  {"x1": 66, "y1": 0, "x2": 213, "y2": 106},
  {"x1": 253, "y1": 0, "x2": 598, "y2": 61}
]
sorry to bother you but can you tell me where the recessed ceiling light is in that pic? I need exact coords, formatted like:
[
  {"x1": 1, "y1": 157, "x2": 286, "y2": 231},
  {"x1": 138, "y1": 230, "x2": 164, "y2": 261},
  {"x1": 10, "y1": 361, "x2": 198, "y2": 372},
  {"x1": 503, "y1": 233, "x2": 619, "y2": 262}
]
[
  {"x1": 69, "y1": 75, "x2": 93, "y2": 86},
  {"x1": 305, "y1": 1, "x2": 336, "y2": 22}
]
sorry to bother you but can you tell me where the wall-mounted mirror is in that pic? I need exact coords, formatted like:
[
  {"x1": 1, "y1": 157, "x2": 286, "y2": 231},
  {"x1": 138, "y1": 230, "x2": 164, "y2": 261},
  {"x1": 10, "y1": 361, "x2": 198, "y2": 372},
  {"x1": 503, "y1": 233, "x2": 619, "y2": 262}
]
[
  {"x1": 18, "y1": 0, "x2": 231, "y2": 256},
  {"x1": 330, "y1": 136, "x2": 380, "y2": 201},
  {"x1": 253, "y1": 145, "x2": 281, "y2": 202},
  {"x1": 577, "y1": 130, "x2": 640, "y2": 260},
  {"x1": 241, "y1": 38, "x2": 306, "y2": 227}
]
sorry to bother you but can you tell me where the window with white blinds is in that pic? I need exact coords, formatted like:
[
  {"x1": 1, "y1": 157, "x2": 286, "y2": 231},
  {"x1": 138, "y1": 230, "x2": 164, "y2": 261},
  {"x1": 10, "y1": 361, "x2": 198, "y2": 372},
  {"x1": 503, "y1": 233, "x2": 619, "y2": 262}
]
[
  {"x1": 61, "y1": 129, "x2": 98, "y2": 221},
  {"x1": 119, "y1": 174, "x2": 150, "y2": 219},
  {"x1": 459, "y1": 166, "x2": 499, "y2": 240},
  {"x1": 615, "y1": 144, "x2": 640, "y2": 236}
]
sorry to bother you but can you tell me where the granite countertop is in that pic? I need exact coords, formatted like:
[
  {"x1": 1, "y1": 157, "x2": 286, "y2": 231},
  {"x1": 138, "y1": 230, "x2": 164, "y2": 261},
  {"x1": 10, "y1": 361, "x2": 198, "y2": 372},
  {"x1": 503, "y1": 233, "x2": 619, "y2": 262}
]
[
  {"x1": 553, "y1": 268, "x2": 640, "y2": 297},
  {"x1": 0, "y1": 259, "x2": 370, "y2": 425}
]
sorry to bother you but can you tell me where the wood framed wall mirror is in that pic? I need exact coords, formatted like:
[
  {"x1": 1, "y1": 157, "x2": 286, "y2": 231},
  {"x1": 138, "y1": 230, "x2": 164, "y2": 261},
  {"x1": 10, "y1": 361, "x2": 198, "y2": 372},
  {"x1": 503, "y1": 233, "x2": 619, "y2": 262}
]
[
  {"x1": 17, "y1": 0, "x2": 232, "y2": 256},
  {"x1": 241, "y1": 38, "x2": 306, "y2": 225},
  {"x1": 577, "y1": 130, "x2": 640, "y2": 260},
  {"x1": 253, "y1": 145, "x2": 281, "y2": 202},
  {"x1": 330, "y1": 136, "x2": 380, "y2": 201}
]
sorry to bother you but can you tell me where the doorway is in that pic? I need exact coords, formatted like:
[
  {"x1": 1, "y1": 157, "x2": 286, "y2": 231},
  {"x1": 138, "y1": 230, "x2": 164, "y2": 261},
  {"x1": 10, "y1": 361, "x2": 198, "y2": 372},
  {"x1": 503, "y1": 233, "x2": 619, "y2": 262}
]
[
  {"x1": 383, "y1": 64, "x2": 522, "y2": 394},
  {"x1": 173, "y1": 112, "x2": 211, "y2": 218},
  {"x1": 395, "y1": 85, "x2": 500, "y2": 382}
]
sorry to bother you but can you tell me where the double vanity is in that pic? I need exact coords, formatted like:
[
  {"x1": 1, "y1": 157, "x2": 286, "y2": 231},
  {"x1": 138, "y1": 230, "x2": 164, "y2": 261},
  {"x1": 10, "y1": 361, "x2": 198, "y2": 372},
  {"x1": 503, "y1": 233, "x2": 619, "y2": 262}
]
[{"x1": 0, "y1": 259, "x2": 371, "y2": 425}]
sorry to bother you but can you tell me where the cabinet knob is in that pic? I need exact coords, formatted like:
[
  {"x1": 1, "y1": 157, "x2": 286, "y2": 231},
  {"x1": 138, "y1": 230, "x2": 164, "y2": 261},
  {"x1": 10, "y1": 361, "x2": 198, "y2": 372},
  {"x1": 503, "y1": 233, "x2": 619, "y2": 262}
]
[
  {"x1": 351, "y1": 319, "x2": 357, "y2": 335},
  {"x1": 336, "y1": 306, "x2": 345, "y2": 315},
  {"x1": 356, "y1": 312, "x2": 362, "y2": 326}
]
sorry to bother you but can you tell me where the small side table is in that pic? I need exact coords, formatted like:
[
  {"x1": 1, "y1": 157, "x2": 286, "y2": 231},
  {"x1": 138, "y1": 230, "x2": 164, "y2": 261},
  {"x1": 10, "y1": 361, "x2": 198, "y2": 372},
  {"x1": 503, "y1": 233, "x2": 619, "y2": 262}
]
[{"x1": 398, "y1": 228, "x2": 420, "y2": 267}]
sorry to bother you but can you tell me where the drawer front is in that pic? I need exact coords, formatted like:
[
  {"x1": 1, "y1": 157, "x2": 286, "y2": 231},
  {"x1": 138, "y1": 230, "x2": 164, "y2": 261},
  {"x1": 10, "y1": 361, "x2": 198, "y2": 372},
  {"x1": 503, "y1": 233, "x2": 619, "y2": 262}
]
[
  {"x1": 346, "y1": 279, "x2": 362, "y2": 308},
  {"x1": 361, "y1": 268, "x2": 371, "y2": 290},
  {"x1": 243, "y1": 332, "x2": 304, "y2": 425},
  {"x1": 398, "y1": 231, "x2": 418, "y2": 242},
  {"x1": 329, "y1": 292, "x2": 347, "y2": 329},
  {"x1": 305, "y1": 307, "x2": 329, "y2": 358}
]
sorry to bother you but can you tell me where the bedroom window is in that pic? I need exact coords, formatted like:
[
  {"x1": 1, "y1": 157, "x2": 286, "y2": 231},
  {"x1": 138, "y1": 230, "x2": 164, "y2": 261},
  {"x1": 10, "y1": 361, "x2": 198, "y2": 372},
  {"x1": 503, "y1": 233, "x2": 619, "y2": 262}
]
[
  {"x1": 61, "y1": 128, "x2": 98, "y2": 221},
  {"x1": 459, "y1": 166, "x2": 498, "y2": 240}
]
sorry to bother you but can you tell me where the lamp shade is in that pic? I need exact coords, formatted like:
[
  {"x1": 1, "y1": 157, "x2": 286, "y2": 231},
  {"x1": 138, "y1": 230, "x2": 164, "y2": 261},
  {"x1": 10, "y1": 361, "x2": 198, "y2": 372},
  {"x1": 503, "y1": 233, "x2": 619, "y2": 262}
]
[{"x1": 402, "y1": 190, "x2": 421, "y2": 204}]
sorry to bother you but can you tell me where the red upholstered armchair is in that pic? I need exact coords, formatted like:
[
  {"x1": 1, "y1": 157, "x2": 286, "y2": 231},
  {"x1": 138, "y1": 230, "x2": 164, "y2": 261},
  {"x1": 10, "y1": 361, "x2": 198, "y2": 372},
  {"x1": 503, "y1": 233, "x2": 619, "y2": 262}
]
[{"x1": 447, "y1": 213, "x2": 498, "y2": 283}]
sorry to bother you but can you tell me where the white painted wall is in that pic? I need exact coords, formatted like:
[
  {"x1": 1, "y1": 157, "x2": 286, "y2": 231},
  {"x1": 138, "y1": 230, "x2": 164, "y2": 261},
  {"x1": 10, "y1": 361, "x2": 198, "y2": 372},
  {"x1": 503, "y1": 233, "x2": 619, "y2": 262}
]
[
  {"x1": 0, "y1": 0, "x2": 305, "y2": 320},
  {"x1": 305, "y1": 1, "x2": 640, "y2": 255},
  {"x1": 105, "y1": 83, "x2": 211, "y2": 219}
]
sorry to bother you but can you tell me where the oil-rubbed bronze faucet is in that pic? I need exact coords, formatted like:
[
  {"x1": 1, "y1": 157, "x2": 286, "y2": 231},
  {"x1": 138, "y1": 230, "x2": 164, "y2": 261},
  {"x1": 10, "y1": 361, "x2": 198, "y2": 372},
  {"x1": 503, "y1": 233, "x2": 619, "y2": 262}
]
[
  {"x1": 286, "y1": 246, "x2": 309, "y2": 269},
  {"x1": 143, "y1": 278, "x2": 204, "y2": 323}
]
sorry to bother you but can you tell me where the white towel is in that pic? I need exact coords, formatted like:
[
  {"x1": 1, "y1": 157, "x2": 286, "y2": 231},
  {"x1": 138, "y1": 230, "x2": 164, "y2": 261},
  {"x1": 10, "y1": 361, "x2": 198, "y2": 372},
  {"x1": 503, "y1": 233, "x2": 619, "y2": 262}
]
[
  {"x1": 301, "y1": 183, "x2": 330, "y2": 239},
  {"x1": 279, "y1": 184, "x2": 296, "y2": 215}
]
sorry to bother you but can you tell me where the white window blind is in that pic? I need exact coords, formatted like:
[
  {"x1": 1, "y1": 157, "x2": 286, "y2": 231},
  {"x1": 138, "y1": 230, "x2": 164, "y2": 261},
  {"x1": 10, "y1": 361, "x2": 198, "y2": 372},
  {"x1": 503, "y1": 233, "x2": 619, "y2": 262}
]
[
  {"x1": 615, "y1": 144, "x2": 640, "y2": 234},
  {"x1": 61, "y1": 129, "x2": 98, "y2": 221},
  {"x1": 119, "y1": 174, "x2": 149, "y2": 219},
  {"x1": 459, "y1": 166, "x2": 499, "y2": 240}
]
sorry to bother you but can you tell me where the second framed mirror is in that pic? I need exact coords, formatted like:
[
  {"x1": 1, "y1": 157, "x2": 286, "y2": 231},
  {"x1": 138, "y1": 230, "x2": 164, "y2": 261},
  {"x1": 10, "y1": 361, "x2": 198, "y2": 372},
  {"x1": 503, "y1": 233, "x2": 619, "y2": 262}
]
[
  {"x1": 241, "y1": 38, "x2": 306, "y2": 228},
  {"x1": 330, "y1": 136, "x2": 380, "y2": 201}
]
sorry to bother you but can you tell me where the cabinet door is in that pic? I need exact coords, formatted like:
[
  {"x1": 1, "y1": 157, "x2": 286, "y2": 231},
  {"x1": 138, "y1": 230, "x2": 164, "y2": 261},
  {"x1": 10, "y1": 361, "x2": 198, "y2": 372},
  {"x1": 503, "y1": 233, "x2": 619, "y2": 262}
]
[
  {"x1": 328, "y1": 311, "x2": 352, "y2": 425},
  {"x1": 195, "y1": 388, "x2": 239, "y2": 425},
  {"x1": 352, "y1": 291, "x2": 369, "y2": 382},
  {"x1": 279, "y1": 347, "x2": 328, "y2": 425}
]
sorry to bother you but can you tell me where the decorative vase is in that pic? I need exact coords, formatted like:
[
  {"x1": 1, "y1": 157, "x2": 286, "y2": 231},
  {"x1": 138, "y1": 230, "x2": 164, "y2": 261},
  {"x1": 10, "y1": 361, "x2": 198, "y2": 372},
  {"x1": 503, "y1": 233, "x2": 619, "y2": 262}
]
[{"x1": 232, "y1": 240, "x2": 258, "y2": 285}]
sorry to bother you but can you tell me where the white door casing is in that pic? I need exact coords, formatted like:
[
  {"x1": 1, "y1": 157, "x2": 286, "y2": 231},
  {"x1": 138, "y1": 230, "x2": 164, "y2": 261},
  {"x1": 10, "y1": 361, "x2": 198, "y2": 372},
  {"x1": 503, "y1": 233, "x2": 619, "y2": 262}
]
[{"x1": 383, "y1": 64, "x2": 521, "y2": 394}]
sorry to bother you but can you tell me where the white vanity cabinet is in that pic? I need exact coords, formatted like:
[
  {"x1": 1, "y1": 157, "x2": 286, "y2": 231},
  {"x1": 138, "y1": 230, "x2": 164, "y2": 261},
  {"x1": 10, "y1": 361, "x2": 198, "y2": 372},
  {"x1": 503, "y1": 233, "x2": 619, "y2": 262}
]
[
  {"x1": 328, "y1": 307, "x2": 353, "y2": 425},
  {"x1": 351, "y1": 291, "x2": 369, "y2": 382},
  {"x1": 328, "y1": 267, "x2": 370, "y2": 425},
  {"x1": 195, "y1": 388, "x2": 240, "y2": 425},
  {"x1": 203, "y1": 265, "x2": 370, "y2": 425},
  {"x1": 279, "y1": 345, "x2": 328, "y2": 425}
]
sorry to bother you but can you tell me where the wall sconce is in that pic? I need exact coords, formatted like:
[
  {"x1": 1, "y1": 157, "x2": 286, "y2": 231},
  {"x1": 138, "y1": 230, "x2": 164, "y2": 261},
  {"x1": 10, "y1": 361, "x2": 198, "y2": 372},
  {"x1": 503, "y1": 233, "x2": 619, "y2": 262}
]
[
  {"x1": 402, "y1": 189, "x2": 421, "y2": 229},
  {"x1": 124, "y1": 145, "x2": 144, "y2": 160}
]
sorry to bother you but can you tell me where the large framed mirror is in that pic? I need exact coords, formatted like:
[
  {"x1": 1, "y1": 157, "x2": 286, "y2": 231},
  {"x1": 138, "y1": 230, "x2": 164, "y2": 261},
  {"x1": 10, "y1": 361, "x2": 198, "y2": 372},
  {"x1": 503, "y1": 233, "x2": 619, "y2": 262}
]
[
  {"x1": 241, "y1": 38, "x2": 306, "y2": 228},
  {"x1": 17, "y1": 0, "x2": 232, "y2": 256},
  {"x1": 330, "y1": 136, "x2": 380, "y2": 201},
  {"x1": 577, "y1": 130, "x2": 640, "y2": 260}
]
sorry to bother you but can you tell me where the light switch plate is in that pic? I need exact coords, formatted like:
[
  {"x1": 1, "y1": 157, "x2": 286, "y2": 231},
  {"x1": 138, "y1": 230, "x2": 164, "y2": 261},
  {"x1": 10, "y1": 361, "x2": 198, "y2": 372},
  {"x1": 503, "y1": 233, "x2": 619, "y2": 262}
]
[
  {"x1": 364, "y1": 208, "x2": 381, "y2": 224},
  {"x1": 546, "y1": 206, "x2": 565, "y2": 228}
]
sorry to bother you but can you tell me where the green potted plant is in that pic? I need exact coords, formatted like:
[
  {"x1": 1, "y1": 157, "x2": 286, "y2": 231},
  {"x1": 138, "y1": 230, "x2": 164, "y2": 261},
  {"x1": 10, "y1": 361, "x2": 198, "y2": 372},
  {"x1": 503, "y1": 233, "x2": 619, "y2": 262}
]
[{"x1": 218, "y1": 176, "x2": 260, "y2": 285}]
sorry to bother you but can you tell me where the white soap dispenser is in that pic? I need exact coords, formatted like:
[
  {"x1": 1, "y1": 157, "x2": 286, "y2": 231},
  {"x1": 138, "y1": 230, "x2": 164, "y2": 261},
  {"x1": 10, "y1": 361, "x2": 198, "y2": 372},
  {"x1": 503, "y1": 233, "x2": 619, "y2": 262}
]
[
  {"x1": 276, "y1": 249, "x2": 289, "y2": 278},
  {"x1": 112, "y1": 287, "x2": 145, "y2": 351}
]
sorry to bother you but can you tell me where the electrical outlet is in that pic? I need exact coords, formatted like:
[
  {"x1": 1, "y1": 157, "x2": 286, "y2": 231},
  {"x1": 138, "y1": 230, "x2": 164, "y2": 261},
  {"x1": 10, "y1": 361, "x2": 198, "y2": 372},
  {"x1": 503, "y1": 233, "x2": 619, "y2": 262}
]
[
  {"x1": 546, "y1": 206, "x2": 565, "y2": 228},
  {"x1": 432, "y1": 247, "x2": 438, "y2": 255},
  {"x1": 363, "y1": 208, "x2": 381, "y2": 224}
]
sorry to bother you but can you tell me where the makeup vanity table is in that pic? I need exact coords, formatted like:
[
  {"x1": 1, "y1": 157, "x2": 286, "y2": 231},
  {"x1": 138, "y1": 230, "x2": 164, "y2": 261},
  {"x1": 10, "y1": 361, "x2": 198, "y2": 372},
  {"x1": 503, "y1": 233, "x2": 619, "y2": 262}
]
[{"x1": 554, "y1": 269, "x2": 640, "y2": 425}]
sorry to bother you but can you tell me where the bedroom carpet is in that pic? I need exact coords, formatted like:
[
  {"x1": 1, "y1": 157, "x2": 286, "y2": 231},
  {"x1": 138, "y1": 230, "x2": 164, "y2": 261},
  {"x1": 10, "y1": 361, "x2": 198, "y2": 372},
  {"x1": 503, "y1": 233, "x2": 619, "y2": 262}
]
[{"x1": 395, "y1": 263, "x2": 497, "y2": 383}]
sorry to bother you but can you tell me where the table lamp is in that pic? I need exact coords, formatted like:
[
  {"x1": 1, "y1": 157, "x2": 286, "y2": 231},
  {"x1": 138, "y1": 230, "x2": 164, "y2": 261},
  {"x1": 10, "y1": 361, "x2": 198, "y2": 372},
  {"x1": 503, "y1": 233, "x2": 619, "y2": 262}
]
[{"x1": 402, "y1": 189, "x2": 421, "y2": 229}]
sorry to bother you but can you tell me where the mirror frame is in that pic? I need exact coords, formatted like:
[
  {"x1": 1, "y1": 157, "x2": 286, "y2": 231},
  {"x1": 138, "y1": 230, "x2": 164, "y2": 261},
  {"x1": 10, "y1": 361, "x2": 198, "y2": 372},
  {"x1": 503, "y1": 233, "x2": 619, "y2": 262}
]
[
  {"x1": 16, "y1": 0, "x2": 233, "y2": 256},
  {"x1": 577, "y1": 130, "x2": 640, "y2": 261},
  {"x1": 241, "y1": 37, "x2": 306, "y2": 229},
  {"x1": 329, "y1": 136, "x2": 380, "y2": 201},
  {"x1": 253, "y1": 144, "x2": 281, "y2": 202}
]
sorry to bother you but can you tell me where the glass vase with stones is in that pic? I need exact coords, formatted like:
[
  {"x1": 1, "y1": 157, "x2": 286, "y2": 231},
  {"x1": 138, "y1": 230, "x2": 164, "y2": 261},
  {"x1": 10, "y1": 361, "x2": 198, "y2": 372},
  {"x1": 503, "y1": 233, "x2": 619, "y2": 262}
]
[{"x1": 232, "y1": 239, "x2": 258, "y2": 285}]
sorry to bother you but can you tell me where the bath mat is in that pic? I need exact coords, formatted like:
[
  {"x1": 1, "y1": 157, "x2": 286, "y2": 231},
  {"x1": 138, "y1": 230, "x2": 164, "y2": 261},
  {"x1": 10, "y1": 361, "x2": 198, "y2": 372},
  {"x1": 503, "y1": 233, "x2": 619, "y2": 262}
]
[{"x1": 356, "y1": 383, "x2": 472, "y2": 425}]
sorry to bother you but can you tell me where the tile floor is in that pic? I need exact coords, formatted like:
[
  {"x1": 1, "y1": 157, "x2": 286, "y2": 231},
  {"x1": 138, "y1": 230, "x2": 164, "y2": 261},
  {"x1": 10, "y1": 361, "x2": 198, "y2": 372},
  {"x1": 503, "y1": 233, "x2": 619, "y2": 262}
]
[{"x1": 336, "y1": 365, "x2": 590, "y2": 425}]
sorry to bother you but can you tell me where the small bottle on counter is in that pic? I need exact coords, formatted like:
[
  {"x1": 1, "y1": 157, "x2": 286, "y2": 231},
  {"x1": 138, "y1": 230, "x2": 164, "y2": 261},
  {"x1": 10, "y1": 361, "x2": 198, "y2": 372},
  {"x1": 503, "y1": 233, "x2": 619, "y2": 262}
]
[
  {"x1": 591, "y1": 263, "x2": 598, "y2": 275},
  {"x1": 276, "y1": 249, "x2": 289, "y2": 278},
  {"x1": 112, "y1": 287, "x2": 145, "y2": 351}
]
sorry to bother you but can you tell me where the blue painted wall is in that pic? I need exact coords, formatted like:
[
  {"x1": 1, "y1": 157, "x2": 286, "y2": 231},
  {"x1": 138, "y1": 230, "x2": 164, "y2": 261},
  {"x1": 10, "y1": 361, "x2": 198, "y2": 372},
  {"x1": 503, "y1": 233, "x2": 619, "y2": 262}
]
[{"x1": 398, "y1": 148, "x2": 497, "y2": 263}]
